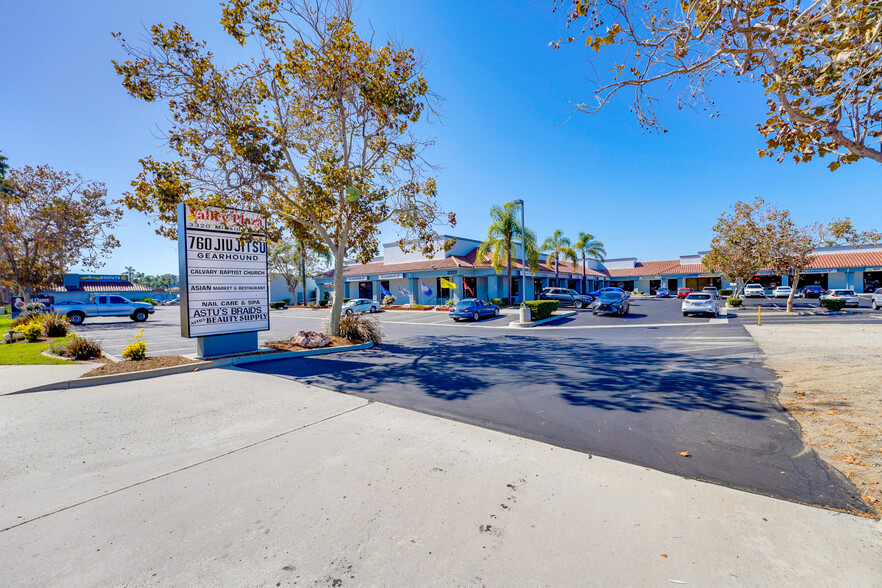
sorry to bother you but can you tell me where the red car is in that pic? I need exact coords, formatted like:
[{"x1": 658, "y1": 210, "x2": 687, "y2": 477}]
[{"x1": 677, "y1": 287, "x2": 692, "y2": 299}]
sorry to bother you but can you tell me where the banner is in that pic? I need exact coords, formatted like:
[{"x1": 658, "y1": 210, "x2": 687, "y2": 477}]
[
  {"x1": 439, "y1": 277, "x2": 457, "y2": 290},
  {"x1": 420, "y1": 281, "x2": 433, "y2": 297}
]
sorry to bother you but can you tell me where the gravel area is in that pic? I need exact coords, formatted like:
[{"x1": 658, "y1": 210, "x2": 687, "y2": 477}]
[{"x1": 746, "y1": 323, "x2": 882, "y2": 514}]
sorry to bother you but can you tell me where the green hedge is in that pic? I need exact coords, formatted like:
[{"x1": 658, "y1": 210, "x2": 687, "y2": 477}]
[
  {"x1": 490, "y1": 298, "x2": 501, "y2": 306},
  {"x1": 270, "y1": 301, "x2": 286, "y2": 309},
  {"x1": 524, "y1": 300, "x2": 559, "y2": 321},
  {"x1": 727, "y1": 297, "x2": 743, "y2": 307},
  {"x1": 719, "y1": 289, "x2": 733, "y2": 296},
  {"x1": 820, "y1": 299, "x2": 846, "y2": 311}
]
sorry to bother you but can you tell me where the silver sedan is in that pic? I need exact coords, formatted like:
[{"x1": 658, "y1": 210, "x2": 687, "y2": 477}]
[{"x1": 682, "y1": 293, "x2": 720, "y2": 317}]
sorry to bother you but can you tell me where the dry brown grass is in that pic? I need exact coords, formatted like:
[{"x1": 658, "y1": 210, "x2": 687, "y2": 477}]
[{"x1": 746, "y1": 323, "x2": 882, "y2": 512}]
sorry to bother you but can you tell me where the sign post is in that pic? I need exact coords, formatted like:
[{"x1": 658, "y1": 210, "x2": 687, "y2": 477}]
[{"x1": 178, "y1": 203, "x2": 269, "y2": 358}]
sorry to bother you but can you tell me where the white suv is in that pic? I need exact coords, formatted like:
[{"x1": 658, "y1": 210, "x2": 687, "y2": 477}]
[
  {"x1": 872, "y1": 288, "x2": 882, "y2": 310},
  {"x1": 744, "y1": 284, "x2": 765, "y2": 297}
]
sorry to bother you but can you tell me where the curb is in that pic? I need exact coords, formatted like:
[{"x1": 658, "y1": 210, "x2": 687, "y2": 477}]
[
  {"x1": 2, "y1": 342, "x2": 374, "y2": 396},
  {"x1": 510, "y1": 311, "x2": 577, "y2": 328}
]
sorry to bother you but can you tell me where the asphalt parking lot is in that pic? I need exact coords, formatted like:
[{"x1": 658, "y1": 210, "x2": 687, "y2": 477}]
[{"x1": 63, "y1": 297, "x2": 879, "y2": 514}]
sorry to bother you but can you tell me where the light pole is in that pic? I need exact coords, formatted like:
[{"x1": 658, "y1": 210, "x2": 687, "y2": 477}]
[{"x1": 513, "y1": 199, "x2": 526, "y2": 304}]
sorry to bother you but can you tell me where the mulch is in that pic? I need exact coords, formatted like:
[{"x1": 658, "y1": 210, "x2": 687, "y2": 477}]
[{"x1": 80, "y1": 356, "x2": 198, "y2": 378}]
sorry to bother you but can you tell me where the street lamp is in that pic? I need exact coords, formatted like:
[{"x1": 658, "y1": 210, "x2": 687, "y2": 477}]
[{"x1": 512, "y1": 199, "x2": 526, "y2": 304}]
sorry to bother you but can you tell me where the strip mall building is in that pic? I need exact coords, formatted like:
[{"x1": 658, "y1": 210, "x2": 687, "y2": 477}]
[{"x1": 313, "y1": 237, "x2": 882, "y2": 304}]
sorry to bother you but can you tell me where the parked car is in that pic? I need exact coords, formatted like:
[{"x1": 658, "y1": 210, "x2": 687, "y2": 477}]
[
  {"x1": 872, "y1": 288, "x2": 882, "y2": 310},
  {"x1": 682, "y1": 293, "x2": 720, "y2": 317},
  {"x1": 538, "y1": 287, "x2": 594, "y2": 309},
  {"x1": 773, "y1": 286, "x2": 792, "y2": 298},
  {"x1": 676, "y1": 287, "x2": 692, "y2": 299},
  {"x1": 592, "y1": 291, "x2": 630, "y2": 316},
  {"x1": 797, "y1": 285, "x2": 825, "y2": 298},
  {"x1": 655, "y1": 287, "x2": 671, "y2": 298},
  {"x1": 342, "y1": 298, "x2": 378, "y2": 315},
  {"x1": 820, "y1": 289, "x2": 860, "y2": 308},
  {"x1": 744, "y1": 284, "x2": 766, "y2": 297},
  {"x1": 701, "y1": 286, "x2": 719, "y2": 298},
  {"x1": 51, "y1": 296, "x2": 154, "y2": 325},
  {"x1": 449, "y1": 298, "x2": 500, "y2": 321},
  {"x1": 590, "y1": 287, "x2": 629, "y2": 299}
]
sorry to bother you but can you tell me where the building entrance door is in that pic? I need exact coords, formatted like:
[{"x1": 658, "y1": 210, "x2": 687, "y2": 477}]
[
  {"x1": 649, "y1": 279, "x2": 661, "y2": 294},
  {"x1": 358, "y1": 281, "x2": 373, "y2": 299}
]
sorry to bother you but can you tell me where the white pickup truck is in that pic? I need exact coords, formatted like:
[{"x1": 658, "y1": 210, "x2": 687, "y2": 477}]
[{"x1": 51, "y1": 296, "x2": 155, "y2": 325}]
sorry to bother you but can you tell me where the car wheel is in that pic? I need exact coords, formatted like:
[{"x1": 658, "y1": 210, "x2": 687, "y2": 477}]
[
  {"x1": 345, "y1": 309, "x2": 353, "y2": 315},
  {"x1": 494, "y1": 308, "x2": 499, "y2": 316},
  {"x1": 574, "y1": 300, "x2": 583, "y2": 309},
  {"x1": 872, "y1": 300, "x2": 879, "y2": 310},
  {"x1": 683, "y1": 312, "x2": 689, "y2": 317},
  {"x1": 68, "y1": 312, "x2": 85, "y2": 325},
  {"x1": 453, "y1": 318, "x2": 460, "y2": 322},
  {"x1": 132, "y1": 310, "x2": 148, "y2": 322},
  {"x1": 370, "y1": 306, "x2": 376, "y2": 313},
  {"x1": 473, "y1": 311, "x2": 480, "y2": 321}
]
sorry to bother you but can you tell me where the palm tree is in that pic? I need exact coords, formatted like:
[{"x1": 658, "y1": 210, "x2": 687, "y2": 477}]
[
  {"x1": 575, "y1": 232, "x2": 606, "y2": 293},
  {"x1": 476, "y1": 202, "x2": 525, "y2": 304},
  {"x1": 541, "y1": 229, "x2": 579, "y2": 288}
]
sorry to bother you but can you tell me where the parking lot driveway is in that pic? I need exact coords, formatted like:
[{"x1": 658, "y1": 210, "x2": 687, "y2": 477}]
[{"x1": 245, "y1": 328, "x2": 871, "y2": 514}]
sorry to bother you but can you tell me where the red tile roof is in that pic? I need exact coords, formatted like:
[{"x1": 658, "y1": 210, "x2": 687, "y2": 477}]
[
  {"x1": 809, "y1": 250, "x2": 882, "y2": 269},
  {"x1": 314, "y1": 248, "x2": 882, "y2": 280}
]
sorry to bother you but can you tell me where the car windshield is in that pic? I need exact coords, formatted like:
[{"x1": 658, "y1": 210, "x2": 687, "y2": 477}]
[
  {"x1": 599, "y1": 292, "x2": 621, "y2": 301},
  {"x1": 455, "y1": 299, "x2": 476, "y2": 308},
  {"x1": 687, "y1": 294, "x2": 711, "y2": 300}
]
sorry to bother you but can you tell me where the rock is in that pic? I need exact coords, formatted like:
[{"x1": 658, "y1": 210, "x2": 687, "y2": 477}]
[
  {"x1": 291, "y1": 330, "x2": 330, "y2": 348},
  {"x1": 2, "y1": 331, "x2": 24, "y2": 343}
]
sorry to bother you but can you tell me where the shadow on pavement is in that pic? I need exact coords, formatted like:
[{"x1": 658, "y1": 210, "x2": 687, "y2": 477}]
[{"x1": 243, "y1": 334, "x2": 873, "y2": 515}]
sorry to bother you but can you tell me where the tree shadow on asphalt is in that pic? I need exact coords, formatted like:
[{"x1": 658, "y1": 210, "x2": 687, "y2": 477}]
[{"x1": 246, "y1": 334, "x2": 768, "y2": 419}]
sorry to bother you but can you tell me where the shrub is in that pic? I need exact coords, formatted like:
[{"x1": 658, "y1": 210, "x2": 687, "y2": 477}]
[
  {"x1": 49, "y1": 336, "x2": 76, "y2": 356},
  {"x1": 270, "y1": 301, "x2": 286, "y2": 309},
  {"x1": 524, "y1": 300, "x2": 559, "y2": 321},
  {"x1": 11, "y1": 315, "x2": 35, "y2": 329},
  {"x1": 282, "y1": 298, "x2": 291, "y2": 305},
  {"x1": 727, "y1": 297, "x2": 743, "y2": 307},
  {"x1": 41, "y1": 313, "x2": 71, "y2": 337},
  {"x1": 139, "y1": 297, "x2": 159, "y2": 305},
  {"x1": 64, "y1": 336, "x2": 103, "y2": 360},
  {"x1": 16, "y1": 321, "x2": 43, "y2": 342},
  {"x1": 326, "y1": 313, "x2": 384, "y2": 344},
  {"x1": 445, "y1": 298, "x2": 455, "y2": 308},
  {"x1": 490, "y1": 298, "x2": 502, "y2": 306},
  {"x1": 343, "y1": 298, "x2": 351, "y2": 303},
  {"x1": 382, "y1": 294, "x2": 396, "y2": 305},
  {"x1": 318, "y1": 299, "x2": 328, "y2": 307},
  {"x1": 412, "y1": 303, "x2": 426, "y2": 309},
  {"x1": 23, "y1": 302, "x2": 46, "y2": 315},
  {"x1": 719, "y1": 289, "x2": 734, "y2": 296},
  {"x1": 122, "y1": 328, "x2": 147, "y2": 360},
  {"x1": 820, "y1": 298, "x2": 847, "y2": 311}
]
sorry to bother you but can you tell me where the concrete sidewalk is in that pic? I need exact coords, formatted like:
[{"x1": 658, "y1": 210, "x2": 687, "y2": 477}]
[
  {"x1": 1, "y1": 368, "x2": 879, "y2": 586},
  {"x1": 0, "y1": 364, "x2": 96, "y2": 394}
]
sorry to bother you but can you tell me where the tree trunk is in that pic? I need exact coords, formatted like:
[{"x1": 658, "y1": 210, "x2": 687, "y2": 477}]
[
  {"x1": 555, "y1": 255, "x2": 560, "y2": 287},
  {"x1": 299, "y1": 243, "x2": 308, "y2": 304},
  {"x1": 329, "y1": 248, "x2": 346, "y2": 335},
  {"x1": 787, "y1": 271, "x2": 800, "y2": 313},
  {"x1": 581, "y1": 252, "x2": 586, "y2": 294}
]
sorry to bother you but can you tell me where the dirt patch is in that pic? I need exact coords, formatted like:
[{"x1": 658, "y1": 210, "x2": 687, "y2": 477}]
[
  {"x1": 266, "y1": 335, "x2": 357, "y2": 352},
  {"x1": 80, "y1": 356, "x2": 199, "y2": 378},
  {"x1": 745, "y1": 323, "x2": 882, "y2": 514}
]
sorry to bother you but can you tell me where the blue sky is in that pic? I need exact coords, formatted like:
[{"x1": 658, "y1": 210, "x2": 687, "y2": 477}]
[{"x1": 2, "y1": 1, "x2": 879, "y2": 275}]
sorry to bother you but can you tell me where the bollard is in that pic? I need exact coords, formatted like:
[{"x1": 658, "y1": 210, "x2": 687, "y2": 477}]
[{"x1": 758, "y1": 305, "x2": 761, "y2": 326}]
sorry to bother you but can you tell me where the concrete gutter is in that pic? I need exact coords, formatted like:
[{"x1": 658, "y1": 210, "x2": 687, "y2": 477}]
[
  {"x1": 510, "y1": 310, "x2": 577, "y2": 328},
  {"x1": 2, "y1": 342, "x2": 374, "y2": 396}
]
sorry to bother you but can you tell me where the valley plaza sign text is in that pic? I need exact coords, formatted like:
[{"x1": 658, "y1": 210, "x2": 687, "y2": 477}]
[{"x1": 178, "y1": 204, "x2": 270, "y2": 339}]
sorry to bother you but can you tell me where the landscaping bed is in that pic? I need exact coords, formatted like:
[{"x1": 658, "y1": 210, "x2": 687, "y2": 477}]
[
  {"x1": 80, "y1": 356, "x2": 198, "y2": 378},
  {"x1": 265, "y1": 335, "x2": 356, "y2": 352},
  {"x1": 746, "y1": 323, "x2": 881, "y2": 514}
]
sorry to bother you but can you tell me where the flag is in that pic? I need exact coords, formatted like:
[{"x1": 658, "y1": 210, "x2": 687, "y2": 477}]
[
  {"x1": 439, "y1": 277, "x2": 457, "y2": 290},
  {"x1": 463, "y1": 281, "x2": 475, "y2": 296},
  {"x1": 397, "y1": 287, "x2": 411, "y2": 297},
  {"x1": 380, "y1": 284, "x2": 393, "y2": 297},
  {"x1": 420, "y1": 281, "x2": 433, "y2": 297}
]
